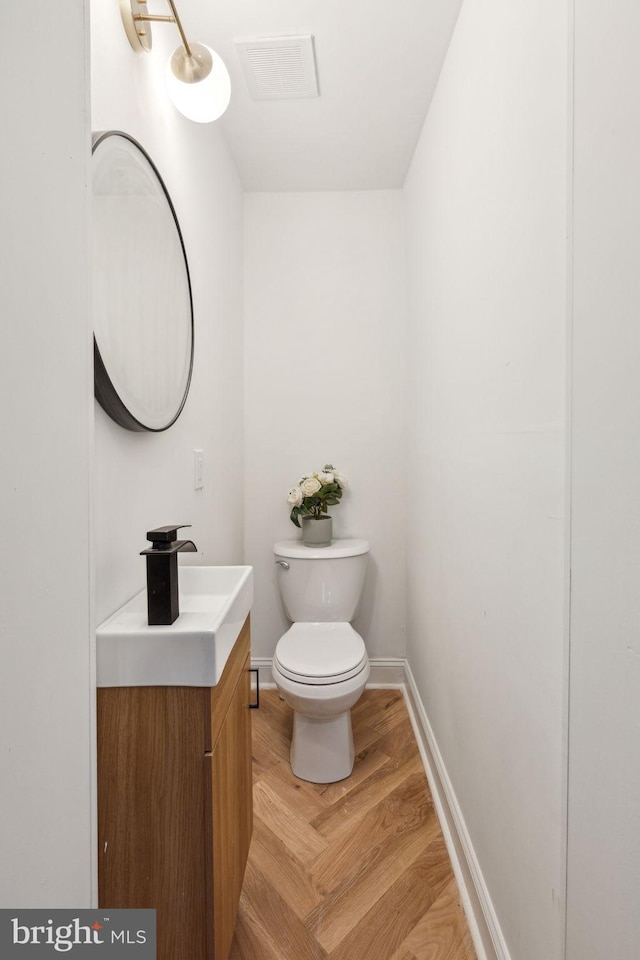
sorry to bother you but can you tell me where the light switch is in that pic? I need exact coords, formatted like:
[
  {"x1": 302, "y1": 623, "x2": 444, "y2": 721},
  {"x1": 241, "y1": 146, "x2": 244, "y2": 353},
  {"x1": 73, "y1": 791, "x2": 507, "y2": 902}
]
[{"x1": 194, "y1": 449, "x2": 204, "y2": 490}]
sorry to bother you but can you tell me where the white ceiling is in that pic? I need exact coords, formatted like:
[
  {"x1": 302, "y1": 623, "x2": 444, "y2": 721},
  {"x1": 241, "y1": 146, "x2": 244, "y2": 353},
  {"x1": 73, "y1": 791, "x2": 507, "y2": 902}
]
[{"x1": 179, "y1": 0, "x2": 463, "y2": 192}]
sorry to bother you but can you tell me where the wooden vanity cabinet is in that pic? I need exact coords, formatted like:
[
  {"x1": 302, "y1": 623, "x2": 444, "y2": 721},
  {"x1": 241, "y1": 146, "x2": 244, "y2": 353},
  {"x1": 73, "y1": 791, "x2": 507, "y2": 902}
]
[{"x1": 97, "y1": 616, "x2": 253, "y2": 960}]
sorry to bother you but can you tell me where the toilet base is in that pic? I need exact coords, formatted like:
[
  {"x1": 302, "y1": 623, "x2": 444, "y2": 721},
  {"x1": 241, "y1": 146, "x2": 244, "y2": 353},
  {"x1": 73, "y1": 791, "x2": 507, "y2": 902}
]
[
  {"x1": 271, "y1": 654, "x2": 369, "y2": 785},
  {"x1": 290, "y1": 710, "x2": 355, "y2": 784}
]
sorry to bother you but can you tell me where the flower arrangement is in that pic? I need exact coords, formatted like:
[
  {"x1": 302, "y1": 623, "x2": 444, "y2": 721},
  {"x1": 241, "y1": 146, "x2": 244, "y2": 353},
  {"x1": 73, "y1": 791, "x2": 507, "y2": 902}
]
[{"x1": 287, "y1": 464, "x2": 348, "y2": 527}]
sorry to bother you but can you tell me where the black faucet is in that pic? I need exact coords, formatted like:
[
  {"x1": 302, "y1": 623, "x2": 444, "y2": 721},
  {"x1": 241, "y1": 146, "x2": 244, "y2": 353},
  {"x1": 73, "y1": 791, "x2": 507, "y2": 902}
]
[{"x1": 141, "y1": 525, "x2": 198, "y2": 625}]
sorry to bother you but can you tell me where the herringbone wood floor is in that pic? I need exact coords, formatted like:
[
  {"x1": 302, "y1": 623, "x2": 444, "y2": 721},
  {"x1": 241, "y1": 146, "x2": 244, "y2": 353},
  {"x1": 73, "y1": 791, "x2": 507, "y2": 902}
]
[{"x1": 229, "y1": 688, "x2": 477, "y2": 960}]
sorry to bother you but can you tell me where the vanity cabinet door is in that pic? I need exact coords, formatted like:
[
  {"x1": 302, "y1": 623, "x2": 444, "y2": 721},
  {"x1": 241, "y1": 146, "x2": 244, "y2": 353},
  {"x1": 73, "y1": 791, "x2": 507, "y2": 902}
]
[
  {"x1": 97, "y1": 684, "x2": 210, "y2": 960},
  {"x1": 207, "y1": 651, "x2": 253, "y2": 959}
]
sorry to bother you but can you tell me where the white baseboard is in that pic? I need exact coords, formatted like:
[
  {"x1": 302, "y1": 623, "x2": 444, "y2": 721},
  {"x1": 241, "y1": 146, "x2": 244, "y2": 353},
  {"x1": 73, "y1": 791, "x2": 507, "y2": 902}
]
[
  {"x1": 251, "y1": 658, "x2": 277, "y2": 689},
  {"x1": 251, "y1": 654, "x2": 510, "y2": 960},
  {"x1": 366, "y1": 657, "x2": 407, "y2": 686},
  {"x1": 403, "y1": 661, "x2": 511, "y2": 960},
  {"x1": 250, "y1": 656, "x2": 407, "y2": 690}
]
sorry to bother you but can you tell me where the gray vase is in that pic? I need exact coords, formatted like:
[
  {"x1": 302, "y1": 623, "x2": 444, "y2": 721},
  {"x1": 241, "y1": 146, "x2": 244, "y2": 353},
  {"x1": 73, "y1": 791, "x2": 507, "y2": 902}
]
[{"x1": 301, "y1": 516, "x2": 333, "y2": 547}]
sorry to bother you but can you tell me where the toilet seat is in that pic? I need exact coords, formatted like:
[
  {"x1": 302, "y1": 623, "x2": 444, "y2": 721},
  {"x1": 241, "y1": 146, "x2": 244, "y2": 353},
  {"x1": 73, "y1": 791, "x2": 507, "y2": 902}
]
[{"x1": 274, "y1": 622, "x2": 367, "y2": 685}]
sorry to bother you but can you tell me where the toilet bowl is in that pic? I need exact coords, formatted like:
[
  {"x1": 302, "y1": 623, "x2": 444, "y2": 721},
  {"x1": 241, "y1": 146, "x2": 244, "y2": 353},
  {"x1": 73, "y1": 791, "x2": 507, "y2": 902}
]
[{"x1": 272, "y1": 539, "x2": 369, "y2": 783}]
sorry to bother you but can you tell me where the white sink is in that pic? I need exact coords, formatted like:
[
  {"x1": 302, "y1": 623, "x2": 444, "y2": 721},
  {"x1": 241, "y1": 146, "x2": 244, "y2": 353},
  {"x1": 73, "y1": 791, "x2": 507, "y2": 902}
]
[{"x1": 96, "y1": 565, "x2": 253, "y2": 687}]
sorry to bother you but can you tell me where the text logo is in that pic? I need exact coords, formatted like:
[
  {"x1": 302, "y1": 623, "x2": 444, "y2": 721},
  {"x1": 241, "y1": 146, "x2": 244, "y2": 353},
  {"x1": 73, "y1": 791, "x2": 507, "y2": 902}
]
[{"x1": 1, "y1": 910, "x2": 156, "y2": 957}]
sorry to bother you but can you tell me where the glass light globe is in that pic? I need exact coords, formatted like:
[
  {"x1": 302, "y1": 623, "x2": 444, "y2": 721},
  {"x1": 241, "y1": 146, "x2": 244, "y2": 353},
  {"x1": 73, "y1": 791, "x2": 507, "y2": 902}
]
[{"x1": 166, "y1": 43, "x2": 231, "y2": 123}]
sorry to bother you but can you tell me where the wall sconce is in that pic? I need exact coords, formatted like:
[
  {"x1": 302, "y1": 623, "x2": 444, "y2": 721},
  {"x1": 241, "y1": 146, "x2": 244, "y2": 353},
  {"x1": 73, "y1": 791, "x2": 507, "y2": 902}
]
[{"x1": 120, "y1": 0, "x2": 231, "y2": 123}]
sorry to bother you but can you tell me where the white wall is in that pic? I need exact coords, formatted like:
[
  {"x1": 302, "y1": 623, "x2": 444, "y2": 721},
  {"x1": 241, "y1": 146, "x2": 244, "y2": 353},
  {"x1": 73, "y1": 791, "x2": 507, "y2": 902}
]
[
  {"x1": 91, "y1": 0, "x2": 245, "y2": 624},
  {"x1": 566, "y1": 2, "x2": 640, "y2": 956},
  {"x1": 403, "y1": 2, "x2": 568, "y2": 958},
  {"x1": 0, "y1": 3, "x2": 93, "y2": 905},
  {"x1": 244, "y1": 191, "x2": 407, "y2": 660}
]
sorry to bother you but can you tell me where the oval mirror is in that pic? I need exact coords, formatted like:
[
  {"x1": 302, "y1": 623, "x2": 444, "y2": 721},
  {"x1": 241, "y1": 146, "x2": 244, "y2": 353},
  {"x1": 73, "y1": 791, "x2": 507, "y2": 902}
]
[{"x1": 92, "y1": 131, "x2": 194, "y2": 431}]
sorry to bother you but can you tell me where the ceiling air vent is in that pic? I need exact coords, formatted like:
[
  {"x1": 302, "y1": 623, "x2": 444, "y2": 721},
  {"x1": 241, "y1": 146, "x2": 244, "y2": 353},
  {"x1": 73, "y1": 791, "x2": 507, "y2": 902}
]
[{"x1": 235, "y1": 35, "x2": 319, "y2": 100}]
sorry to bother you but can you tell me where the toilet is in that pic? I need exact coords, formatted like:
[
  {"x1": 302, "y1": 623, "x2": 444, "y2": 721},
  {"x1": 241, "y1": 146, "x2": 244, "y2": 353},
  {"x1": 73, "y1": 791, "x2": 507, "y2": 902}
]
[{"x1": 272, "y1": 538, "x2": 370, "y2": 783}]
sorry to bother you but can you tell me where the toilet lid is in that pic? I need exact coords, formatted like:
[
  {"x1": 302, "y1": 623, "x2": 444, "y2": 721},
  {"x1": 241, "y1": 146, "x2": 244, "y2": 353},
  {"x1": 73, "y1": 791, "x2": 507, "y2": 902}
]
[{"x1": 274, "y1": 622, "x2": 368, "y2": 685}]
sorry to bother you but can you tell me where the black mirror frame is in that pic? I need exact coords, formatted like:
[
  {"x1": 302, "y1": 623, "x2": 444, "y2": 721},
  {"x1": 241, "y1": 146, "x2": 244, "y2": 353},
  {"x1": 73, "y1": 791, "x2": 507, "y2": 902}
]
[{"x1": 92, "y1": 130, "x2": 194, "y2": 433}]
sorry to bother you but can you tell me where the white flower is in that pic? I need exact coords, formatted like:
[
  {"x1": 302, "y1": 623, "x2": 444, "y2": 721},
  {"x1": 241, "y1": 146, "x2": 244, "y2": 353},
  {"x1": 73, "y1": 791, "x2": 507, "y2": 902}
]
[
  {"x1": 318, "y1": 471, "x2": 334, "y2": 484},
  {"x1": 300, "y1": 476, "x2": 322, "y2": 497},
  {"x1": 287, "y1": 486, "x2": 303, "y2": 507},
  {"x1": 333, "y1": 471, "x2": 348, "y2": 489}
]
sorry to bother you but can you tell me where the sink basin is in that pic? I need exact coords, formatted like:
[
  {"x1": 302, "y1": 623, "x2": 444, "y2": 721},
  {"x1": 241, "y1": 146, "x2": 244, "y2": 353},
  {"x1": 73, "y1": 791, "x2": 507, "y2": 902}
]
[{"x1": 96, "y1": 565, "x2": 253, "y2": 687}]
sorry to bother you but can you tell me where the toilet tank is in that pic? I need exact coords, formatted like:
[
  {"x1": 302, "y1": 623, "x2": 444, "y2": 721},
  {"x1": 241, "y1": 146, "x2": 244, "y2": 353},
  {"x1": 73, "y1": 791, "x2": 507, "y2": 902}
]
[{"x1": 274, "y1": 539, "x2": 369, "y2": 623}]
